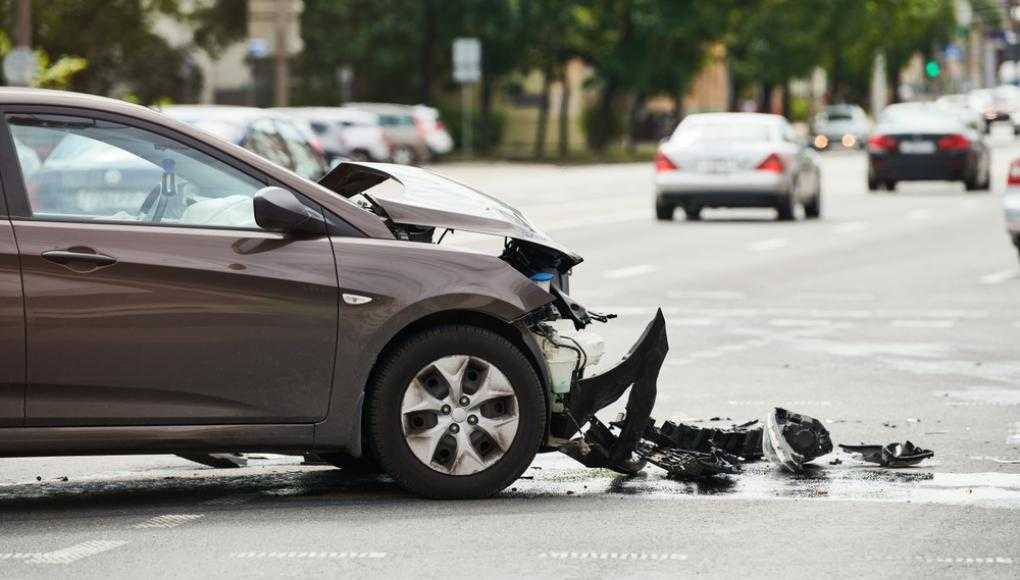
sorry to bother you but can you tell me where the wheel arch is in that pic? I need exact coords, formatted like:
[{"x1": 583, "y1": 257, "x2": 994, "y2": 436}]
[{"x1": 316, "y1": 307, "x2": 552, "y2": 458}]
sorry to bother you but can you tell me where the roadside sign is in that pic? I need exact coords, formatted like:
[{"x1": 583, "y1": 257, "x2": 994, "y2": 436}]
[
  {"x1": 453, "y1": 37, "x2": 481, "y2": 84},
  {"x1": 3, "y1": 48, "x2": 36, "y2": 87}
]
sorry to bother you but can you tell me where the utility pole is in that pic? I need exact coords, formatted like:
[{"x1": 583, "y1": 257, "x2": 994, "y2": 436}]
[
  {"x1": 15, "y1": 0, "x2": 30, "y2": 49},
  {"x1": 273, "y1": 0, "x2": 289, "y2": 107}
]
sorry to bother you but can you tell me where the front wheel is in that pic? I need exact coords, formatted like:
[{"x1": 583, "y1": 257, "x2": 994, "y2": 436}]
[{"x1": 366, "y1": 326, "x2": 545, "y2": 499}]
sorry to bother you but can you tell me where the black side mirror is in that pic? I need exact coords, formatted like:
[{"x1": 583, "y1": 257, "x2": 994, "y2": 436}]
[{"x1": 253, "y1": 187, "x2": 324, "y2": 235}]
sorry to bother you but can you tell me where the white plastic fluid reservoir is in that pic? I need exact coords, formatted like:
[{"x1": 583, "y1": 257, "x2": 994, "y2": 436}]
[{"x1": 535, "y1": 321, "x2": 605, "y2": 394}]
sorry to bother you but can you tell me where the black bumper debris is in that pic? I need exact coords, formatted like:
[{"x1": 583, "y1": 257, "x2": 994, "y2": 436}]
[
  {"x1": 839, "y1": 441, "x2": 934, "y2": 467},
  {"x1": 637, "y1": 441, "x2": 742, "y2": 479},
  {"x1": 559, "y1": 309, "x2": 668, "y2": 474}
]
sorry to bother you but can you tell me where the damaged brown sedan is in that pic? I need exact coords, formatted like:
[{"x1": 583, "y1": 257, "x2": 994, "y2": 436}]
[{"x1": 0, "y1": 88, "x2": 668, "y2": 499}]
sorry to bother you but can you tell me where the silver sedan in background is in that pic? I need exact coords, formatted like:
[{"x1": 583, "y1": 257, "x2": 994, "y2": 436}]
[{"x1": 654, "y1": 113, "x2": 822, "y2": 221}]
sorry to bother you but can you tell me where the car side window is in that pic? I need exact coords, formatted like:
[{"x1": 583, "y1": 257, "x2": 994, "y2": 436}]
[
  {"x1": 275, "y1": 119, "x2": 327, "y2": 180},
  {"x1": 243, "y1": 119, "x2": 294, "y2": 170},
  {"x1": 7, "y1": 113, "x2": 267, "y2": 229}
]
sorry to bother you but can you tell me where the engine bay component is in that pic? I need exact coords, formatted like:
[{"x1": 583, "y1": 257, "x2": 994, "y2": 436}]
[
  {"x1": 762, "y1": 408, "x2": 833, "y2": 473},
  {"x1": 839, "y1": 441, "x2": 934, "y2": 467},
  {"x1": 530, "y1": 321, "x2": 605, "y2": 394}
]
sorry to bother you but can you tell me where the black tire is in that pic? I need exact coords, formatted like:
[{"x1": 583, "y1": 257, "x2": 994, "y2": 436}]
[
  {"x1": 867, "y1": 175, "x2": 880, "y2": 192},
  {"x1": 684, "y1": 204, "x2": 702, "y2": 221},
  {"x1": 965, "y1": 168, "x2": 990, "y2": 192},
  {"x1": 776, "y1": 193, "x2": 795, "y2": 221},
  {"x1": 884, "y1": 181, "x2": 897, "y2": 192},
  {"x1": 655, "y1": 201, "x2": 674, "y2": 221},
  {"x1": 366, "y1": 325, "x2": 545, "y2": 499},
  {"x1": 804, "y1": 192, "x2": 821, "y2": 219}
]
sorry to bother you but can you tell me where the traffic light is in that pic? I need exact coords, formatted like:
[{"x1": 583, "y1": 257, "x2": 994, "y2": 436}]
[{"x1": 925, "y1": 60, "x2": 941, "y2": 78}]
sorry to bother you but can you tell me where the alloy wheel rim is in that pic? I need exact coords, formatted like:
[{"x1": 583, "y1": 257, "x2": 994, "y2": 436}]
[{"x1": 401, "y1": 355, "x2": 520, "y2": 476}]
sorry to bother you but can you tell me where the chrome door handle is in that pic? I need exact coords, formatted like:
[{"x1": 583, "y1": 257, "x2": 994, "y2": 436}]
[{"x1": 42, "y1": 250, "x2": 118, "y2": 270}]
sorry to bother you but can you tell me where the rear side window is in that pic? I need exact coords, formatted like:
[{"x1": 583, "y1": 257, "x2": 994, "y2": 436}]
[{"x1": 7, "y1": 113, "x2": 268, "y2": 229}]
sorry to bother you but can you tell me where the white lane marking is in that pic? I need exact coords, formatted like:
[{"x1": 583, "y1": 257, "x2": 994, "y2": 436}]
[
  {"x1": 666, "y1": 290, "x2": 746, "y2": 300},
  {"x1": 907, "y1": 209, "x2": 933, "y2": 221},
  {"x1": 0, "y1": 553, "x2": 43, "y2": 560},
  {"x1": 864, "y1": 555, "x2": 1013, "y2": 565},
  {"x1": 538, "y1": 552, "x2": 687, "y2": 561},
  {"x1": 768, "y1": 318, "x2": 834, "y2": 327},
  {"x1": 833, "y1": 221, "x2": 868, "y2": 234},
  {"x1": 747, "y1": 238, "x2": 788, "y2": 252},
  {"x1": 891, "y1": 320, "x2": 955, "y2": 329},
  {"x1": 26, "y1": 541, "x2": 126, "y2": 565},
  {"x1": 231, "y1": 552, "x2": 387, "y2": 559},
  {"x1": 1008, "y1": 422, "x2": 1020, "y2": 446},
  {"x1": 133, "y1": 514, "x2": 204, "y2": 529},
  {"x1": 667, "y1": 318, "x2": 717, "y2": 327},
  {"x1": 727, "y1": 400, "x2": 833, "y2": 407},
  {"x1": 602, "y1": 264, "x2": 659, "y2": 279},
  {"x1": 979, "y1": 269, "x2": 1019, "y2": 285}
]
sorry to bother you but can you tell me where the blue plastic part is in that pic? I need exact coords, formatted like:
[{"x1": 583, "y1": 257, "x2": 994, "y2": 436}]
[{"x1": 530, "y1": 272, "x2": 555, "y2": 282}]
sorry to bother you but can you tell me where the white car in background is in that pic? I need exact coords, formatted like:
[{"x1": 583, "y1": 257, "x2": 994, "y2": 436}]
[
  {"x1": 413, "y1": 105, "x2": 455, "y2": 156},
  {"x1": 654, "y1": 113, "x2": 822, "y2": 221},
  {"x1": 811, "y1": 104, "x2": 871, "y2": 149},
  {"x1": 1006, "y1": 158, "x2": 1020, "y2": 261},
  {"x1": 274, "y1": 107, "x2": 391, "y2": 165}
]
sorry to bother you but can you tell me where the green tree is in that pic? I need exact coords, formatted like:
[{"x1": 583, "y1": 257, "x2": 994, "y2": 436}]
[{"x1": 0, "y1": 0, "x2": 199, "y2": 103}]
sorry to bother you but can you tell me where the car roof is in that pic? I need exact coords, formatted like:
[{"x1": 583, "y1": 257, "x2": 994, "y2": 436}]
[
  {"x1": 682, "y1": 112, "x2": 785, "y2": 125},
  {"x1": 159, "y1": 105, "x2": 291, "y2": 123},
  {"x1": 345, "y1": 102, "x2": 416, "y2": 115},
  {"x1": 274, "y1": 106, "x2": 380, "y2": 123}
]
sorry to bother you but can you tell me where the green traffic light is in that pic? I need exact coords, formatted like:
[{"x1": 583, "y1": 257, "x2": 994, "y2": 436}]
[{"x1": 925, "y1": 60, "x2": 940, "y2": 78}]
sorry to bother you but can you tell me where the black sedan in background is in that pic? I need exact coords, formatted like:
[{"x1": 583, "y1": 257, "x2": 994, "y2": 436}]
[{"x1": 867, "y1": 103, "x2": 990, "y2": 192}]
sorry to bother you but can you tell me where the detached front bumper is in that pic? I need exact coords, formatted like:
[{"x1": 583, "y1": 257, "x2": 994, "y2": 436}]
[{"x1": 551, "y1": 309, "x2": 669, "y2": 473}]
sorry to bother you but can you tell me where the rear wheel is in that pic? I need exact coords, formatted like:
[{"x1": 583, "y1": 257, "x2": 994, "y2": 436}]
[
  {"x1": 684, "y1": 204, "x2": 702, "y2": 221},
  {"x1": 366, "y1": 326, "x2": 545, "y2": 499},
  {"x1": 803, "y1": 191, "x2": 822, "y2": 219},
  {"x1": 776, "y1": 193, "x2": 796, "y2": 221},
  {"x1": 867, "y1": 175, "x2": 880, "y2": 192},
  {"x1": 655, "y1": 201, "x2": 674, "y2": 221}
]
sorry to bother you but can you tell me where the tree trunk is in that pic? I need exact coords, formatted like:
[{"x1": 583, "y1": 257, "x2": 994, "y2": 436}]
[
  {"x1": 728, "y1": 77, "x2": 743, "y2": 112},
  {"x1": 626, "y1": 93, "x2": 646, "y2": 152},
  {"x1": 886, "y1": 61, "x2": 900, "y2": 104},
  {"x1": 534, "y1": 66, "x2": 551, "y2": 158},
  {"x1": 589, "y1": 80, "x2": 618, "y2": 152},
  {"x1": 420, "y1": 0, "x2": 436, "y2": 104},
  {"x1": 480, "y1": 69, "x2": 494, "y2": 154},
  {"x1": 672, "y1": 91, "x2": 684, "y2": 130},
  {"x1": 557, "y1": 61, "x2": 571, "y2": 158},
  {"x1": 782, "y1": 81, "x2": 792, "y2": 118},
  {"x1": 758, "y1": 83, "x2": 775, "y2": 113}
]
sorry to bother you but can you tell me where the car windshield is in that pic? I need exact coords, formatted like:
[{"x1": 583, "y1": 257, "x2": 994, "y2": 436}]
[
  {"x1": 674, "y1": 122, "x2": 774, "y2": 145},
  {"x1": 824, "y1": 110, "x2": 854, "y2": 121}
]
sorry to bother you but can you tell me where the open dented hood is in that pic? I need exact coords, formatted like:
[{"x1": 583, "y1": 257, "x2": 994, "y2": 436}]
[{"x1": 319, "y1": 161, "x2": 582, "y2": 266}]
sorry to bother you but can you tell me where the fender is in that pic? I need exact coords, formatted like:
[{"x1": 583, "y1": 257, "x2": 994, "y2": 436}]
[{"x1": 312, "y1": 237, "x2": 553, "y2": 453}]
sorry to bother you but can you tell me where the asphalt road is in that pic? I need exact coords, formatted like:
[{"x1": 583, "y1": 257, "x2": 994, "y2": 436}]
[{"x1": 2, "y1": 139, "x2": 1020, "y2": 579}]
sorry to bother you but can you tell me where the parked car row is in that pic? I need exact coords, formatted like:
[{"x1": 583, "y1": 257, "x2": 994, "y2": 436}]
[{"x1": 154, "y1": 103, "x2": 455, "y2": 180}]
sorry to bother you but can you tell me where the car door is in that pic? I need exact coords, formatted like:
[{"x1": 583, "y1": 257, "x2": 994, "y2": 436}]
[
  {"x1": 0, "y1": 147, "x2": 25, "y2": 426},
  {"x1": 0, "y1": 109, "x2": 339, "y2": 427}
]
